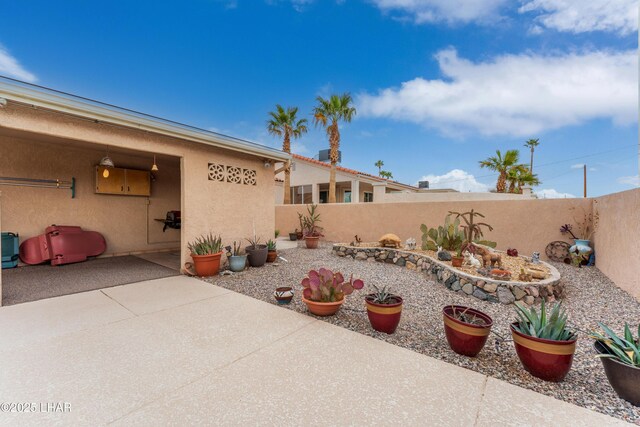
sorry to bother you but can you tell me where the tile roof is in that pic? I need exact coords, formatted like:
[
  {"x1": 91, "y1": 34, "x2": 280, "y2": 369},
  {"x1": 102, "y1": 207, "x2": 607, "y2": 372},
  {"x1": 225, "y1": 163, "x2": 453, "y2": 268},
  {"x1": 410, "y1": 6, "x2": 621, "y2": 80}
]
[{"x1": 291, "y1": 153, "x2": 417, "y2": 190}]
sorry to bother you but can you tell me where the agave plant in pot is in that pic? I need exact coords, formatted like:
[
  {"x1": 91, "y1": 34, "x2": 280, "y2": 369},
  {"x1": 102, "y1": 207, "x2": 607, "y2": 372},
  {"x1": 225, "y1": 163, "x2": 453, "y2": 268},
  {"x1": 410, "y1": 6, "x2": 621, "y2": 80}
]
[
  {"x1": 301, "y1": 203, "x2": 323, "y2": 249},
  {"x1": 188, "y1": 233, "x2": 223, "y2": 277},
  {"x1": 591, "y1": 322, "x2": 640, "y2": 406},
  {"x1": 300, "y1": 268, "x2": 363, "y2": 316},
  {"x1": 245, "y1": 235, "x2": 268, "y2": 268},
  {"x1": 266, "y1": 239, "x2": 278, "y2": 263},
  {"x1": 511, "y1": 301, "x2": 577, "y2": 382},
  {"x1": 365, "y1": 285, "x2": 403, "y2": 334},
  {"x1": 225, "y1": 241, "x2": 247, "y2": 272},
  {"x1": 442, "y1": 305, "x2": 493, "y2": 357}
]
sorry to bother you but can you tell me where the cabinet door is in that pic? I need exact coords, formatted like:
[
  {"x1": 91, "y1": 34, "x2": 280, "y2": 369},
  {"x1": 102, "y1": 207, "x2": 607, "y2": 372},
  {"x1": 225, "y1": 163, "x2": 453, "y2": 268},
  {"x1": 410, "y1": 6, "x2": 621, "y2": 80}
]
[
  {"x1": 96, "y1": 166, "x2": 125, "y2": 194},
  {"x1": 125, "y1": 169, "x2": 151, "y2": 196}
]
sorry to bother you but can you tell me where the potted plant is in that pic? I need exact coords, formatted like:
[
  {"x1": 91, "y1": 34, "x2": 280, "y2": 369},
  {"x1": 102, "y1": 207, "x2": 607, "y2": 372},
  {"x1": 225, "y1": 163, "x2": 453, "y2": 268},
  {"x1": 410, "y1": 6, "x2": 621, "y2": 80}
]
[
  {"x1": 451, "y1": 246, "x2": 464, "y2": 268},
  {"x1": 289, "y1": 231, "x2": 298, "y2": 241},
  {"x1": 296, "y1": 214, "x2": 304, "y2": 240},
  {"x1": 511, "y1": 301, "x2": 577, "y2": 382},
  {"x1": 591, "y1": 322, "x2": 640, "y2": 406},
  {"x1": 266, "y1": 239, "x2": 278, "y2": 263},
  {"x1": 365, "y1": 285, "x2": 403, "y2": 334},
  {"x1": 188, "y1": 233, "x2": 223, "y2": 277},
  {"x1": 273, "y1": 287, "x2": 294, "y2": 305},
  {"x1": 300, "y1": 268, "x2": 363, "y2": 316},
  {"x1": 442, "y1": 305, "x2": 493, "y2": 357},
  {"x1": 225, "y1": 241, "x2": 247, "y2": 272},
  {"x1": 301, "y1": 204, "x2": 323, "y2": 249},
  {"x1": 245, "y1": 235, "x2": 268, "y2": 267}
]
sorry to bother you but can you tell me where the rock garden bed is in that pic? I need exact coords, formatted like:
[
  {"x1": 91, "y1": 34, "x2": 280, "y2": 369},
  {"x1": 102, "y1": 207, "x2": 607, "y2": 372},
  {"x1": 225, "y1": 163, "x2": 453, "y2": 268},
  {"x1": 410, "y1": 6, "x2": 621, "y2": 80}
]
[
  {"x1": 333, "y1": 243, "x2": 562, "y2": 306},
  {"x1": 202, "y1": 244, "x2": 640, "y2": 424}
]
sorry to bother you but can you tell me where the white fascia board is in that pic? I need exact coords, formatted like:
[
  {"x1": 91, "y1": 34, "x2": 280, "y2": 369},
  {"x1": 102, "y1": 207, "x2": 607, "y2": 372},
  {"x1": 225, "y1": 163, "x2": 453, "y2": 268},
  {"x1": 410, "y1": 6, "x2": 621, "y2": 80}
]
[{"x1": 0, "y1": 79, "x2": 290, "y2": 162}]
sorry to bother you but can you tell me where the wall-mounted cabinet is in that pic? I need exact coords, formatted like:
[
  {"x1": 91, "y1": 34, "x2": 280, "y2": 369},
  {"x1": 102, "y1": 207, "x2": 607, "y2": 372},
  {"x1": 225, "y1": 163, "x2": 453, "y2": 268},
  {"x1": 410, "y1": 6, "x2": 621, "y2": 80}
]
[{"x1": 95, "y1": 166, "x2": 150, "y2": 196}]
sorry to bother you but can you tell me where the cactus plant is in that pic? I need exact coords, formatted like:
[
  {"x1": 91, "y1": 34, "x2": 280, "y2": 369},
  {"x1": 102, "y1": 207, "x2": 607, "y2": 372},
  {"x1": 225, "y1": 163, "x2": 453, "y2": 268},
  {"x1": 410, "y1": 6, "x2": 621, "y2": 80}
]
[
  {"x1": 420, "y1": 215, "x2": 464, "y2": 251},
  {"x1": 300, "y1": 268, "x2": 364, "y2": 302}
]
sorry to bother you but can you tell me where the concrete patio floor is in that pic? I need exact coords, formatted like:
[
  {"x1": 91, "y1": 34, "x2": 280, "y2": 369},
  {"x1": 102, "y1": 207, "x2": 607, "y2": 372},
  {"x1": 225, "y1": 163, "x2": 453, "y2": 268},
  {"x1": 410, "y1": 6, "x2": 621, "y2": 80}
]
[{"x1": 0, "y1": 276, "x2": 629, "y2": 426}]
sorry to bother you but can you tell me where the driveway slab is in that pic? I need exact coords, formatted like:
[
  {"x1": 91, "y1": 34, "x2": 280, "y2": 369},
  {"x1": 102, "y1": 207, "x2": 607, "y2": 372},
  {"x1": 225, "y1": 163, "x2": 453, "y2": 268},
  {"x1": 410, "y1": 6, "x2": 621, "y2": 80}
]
[{"x1": 101, "y1": 275, "x2": 229, "y2": 315}]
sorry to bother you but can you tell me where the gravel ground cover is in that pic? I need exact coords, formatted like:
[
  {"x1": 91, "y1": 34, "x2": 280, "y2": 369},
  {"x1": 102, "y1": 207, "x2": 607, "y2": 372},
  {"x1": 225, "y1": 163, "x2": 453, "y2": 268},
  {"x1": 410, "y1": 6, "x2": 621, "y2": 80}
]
[{"x1": 204, "y1": 243, "x2": 640, "y2": 424}]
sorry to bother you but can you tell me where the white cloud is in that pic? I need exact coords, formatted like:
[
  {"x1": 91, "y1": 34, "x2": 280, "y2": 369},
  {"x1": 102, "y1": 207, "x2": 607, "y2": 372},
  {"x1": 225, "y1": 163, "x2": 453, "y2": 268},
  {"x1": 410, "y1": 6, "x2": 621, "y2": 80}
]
[
  {"x1": 618, "y1": 175, "x2": 640, "y2": 186},
  {"x1": 419, "y1": 169, "x2": 490, "y2": 192},
  {"x1": 536, "y1": 188, "x2": 576, "y2": 198},
  {"x1": 357, "y1": 48, "x2": 638, "y2": 137},
  {"x1": 571, "y1": 163, "x2": 584, "y2": 169},
  {"x1": 0, "y1": 44, "x2": 36, "y2": 82},
  {"x1": 520, "y1": 0, "x2": 638, "y2": 36},
  {"x1": 370, "y1": 0, "x2": 509, "y2": 24}
]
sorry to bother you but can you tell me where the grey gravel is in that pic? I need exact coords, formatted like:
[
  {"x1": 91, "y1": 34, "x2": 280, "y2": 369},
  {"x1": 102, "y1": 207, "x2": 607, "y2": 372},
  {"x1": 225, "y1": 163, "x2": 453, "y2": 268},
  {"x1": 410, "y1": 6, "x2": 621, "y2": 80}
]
[{"x1": 204, "y1": 242, "x2": 640, "y2": 424}]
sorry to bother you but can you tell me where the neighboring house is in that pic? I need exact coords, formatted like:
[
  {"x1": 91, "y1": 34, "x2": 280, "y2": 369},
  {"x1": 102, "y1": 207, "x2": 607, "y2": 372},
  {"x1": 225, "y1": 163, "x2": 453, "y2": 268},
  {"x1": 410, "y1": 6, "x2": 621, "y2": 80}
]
[
  {"x1": 275, "y1": 151, "x2": 531, "y2": 204},
  {"x1": 0, "y1": 77, "x2": 288, "y2": 290},
  {"x1": 275, "y1": 152, "x2": 419, "y2": 204}
]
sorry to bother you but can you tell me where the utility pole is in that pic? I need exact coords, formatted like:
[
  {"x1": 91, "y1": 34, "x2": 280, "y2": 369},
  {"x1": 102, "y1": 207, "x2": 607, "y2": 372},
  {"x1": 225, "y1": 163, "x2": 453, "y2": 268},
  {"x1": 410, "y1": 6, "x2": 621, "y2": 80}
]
[{"x1": 583, "y1": 164, "x2": 587, "y2": 198}]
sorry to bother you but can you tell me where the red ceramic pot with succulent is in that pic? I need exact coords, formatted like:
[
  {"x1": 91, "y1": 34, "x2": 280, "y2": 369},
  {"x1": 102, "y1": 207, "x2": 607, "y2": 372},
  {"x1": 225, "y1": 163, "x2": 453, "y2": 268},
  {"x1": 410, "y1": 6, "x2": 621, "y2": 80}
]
[
  {"x1": 300, "y1": 268, "x2": 363, "y2": 317},
  {"x1": 188, "y1": 233, "x2": 224, "y2": 277},
  {"x1": 511, "y1": 301, "x2": 577, "y2": 382},
  {"x1": 442, "y1": 305, "x2": 493, "y2": 357},
  {"x1": 365, "y1": 286, "x2": 403, "y2": 334}
]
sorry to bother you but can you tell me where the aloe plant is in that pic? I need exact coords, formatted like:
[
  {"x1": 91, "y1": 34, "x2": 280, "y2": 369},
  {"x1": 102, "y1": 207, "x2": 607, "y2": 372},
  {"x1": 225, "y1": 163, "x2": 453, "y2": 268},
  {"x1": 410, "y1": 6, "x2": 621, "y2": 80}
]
[
  {"x1": 266, "y1": 239, "x2": 277, "y2": 250},
  {"x1": 592, "y1": 323, "x2": 640, "y2": 368},
  {"x1": 369, "y1": 285, "x2": 396, "y2": 304},
  {"x1": 513, "y1": 300, "x2": 576, "y2": 341},
  {"x1": 188, "y1": 233, "x2": 223, "y2": 255},
  {"x1": 301, "y1": 268, "x2": 363, "y2": 302}
]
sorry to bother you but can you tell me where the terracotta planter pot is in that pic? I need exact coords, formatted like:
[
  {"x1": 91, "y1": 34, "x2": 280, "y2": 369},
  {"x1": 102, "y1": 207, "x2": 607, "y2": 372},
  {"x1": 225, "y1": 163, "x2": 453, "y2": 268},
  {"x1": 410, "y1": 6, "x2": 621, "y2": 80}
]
[
  {"x1": 191, "y1": 252, "x2": 223, "y2": 277},
  {"x1": 273, "y1": 287, "x2": 294, "y2": 305},
  {"x1": 289, "y1": 233, "x2": 298, "y2": 241},
  {"x1": 443, "y1": 305, "x2": 493, "y2": 357},
  {"x1": 594, "y1": 341, "x2": 640, "y2": 406},
  {"x1": 296, "y1": 231, "x2": 304, "y2": 240},
  {"x1": 365, "y1": 295, "x2": 403, "y2": 334},
  {"x1": 245, "y1": 245, "x2": 268, "y2": 267},
  {"x1": 302, "y1": 296, "x2": 344, "y2": 316},
  {"x1": 304, "y1": 236, "x2": 319, "y2": 249},
  {"x1": 511, "y1": 323, "x2": 577, "y2": 382},
  {"x1": 266, "y1": 250, "x2": 278, "y2": 263},
  {"x1": 451, "y1": 256, "x2": 463, "y2": 267}
]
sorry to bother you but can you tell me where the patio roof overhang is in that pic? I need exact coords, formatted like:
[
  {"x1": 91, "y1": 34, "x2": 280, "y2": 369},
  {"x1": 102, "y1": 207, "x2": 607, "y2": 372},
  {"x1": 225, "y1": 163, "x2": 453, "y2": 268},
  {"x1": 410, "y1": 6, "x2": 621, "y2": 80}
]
[{"x1": 0, "y1": 77, "x2": 290, "y2": 162}]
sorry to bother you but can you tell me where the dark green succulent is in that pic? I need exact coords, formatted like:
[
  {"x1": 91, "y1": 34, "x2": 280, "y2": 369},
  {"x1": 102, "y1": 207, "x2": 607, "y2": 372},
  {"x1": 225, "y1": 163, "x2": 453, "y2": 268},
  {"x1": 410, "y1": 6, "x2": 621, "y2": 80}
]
[
  {"x1": 513, "y1": 300, "x2": 576, "y2": 341},
  {"x1": 592, "y1": 323, "x2": 640, "y2": 368}
]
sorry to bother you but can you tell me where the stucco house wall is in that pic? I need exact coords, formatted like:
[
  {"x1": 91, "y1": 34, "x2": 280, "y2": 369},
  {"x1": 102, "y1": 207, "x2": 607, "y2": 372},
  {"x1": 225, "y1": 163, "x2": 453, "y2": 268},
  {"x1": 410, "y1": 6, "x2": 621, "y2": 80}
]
[{"x1": 0, "y1": 102, "x2": 278, "y2": 269}]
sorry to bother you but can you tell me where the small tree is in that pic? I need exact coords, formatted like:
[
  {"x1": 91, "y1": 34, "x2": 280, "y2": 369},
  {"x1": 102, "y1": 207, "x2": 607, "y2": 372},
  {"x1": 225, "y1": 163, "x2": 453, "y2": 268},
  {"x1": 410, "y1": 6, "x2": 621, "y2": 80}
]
[{"x1": 448, "y1": 209, "x2": 494, "y2": 249}]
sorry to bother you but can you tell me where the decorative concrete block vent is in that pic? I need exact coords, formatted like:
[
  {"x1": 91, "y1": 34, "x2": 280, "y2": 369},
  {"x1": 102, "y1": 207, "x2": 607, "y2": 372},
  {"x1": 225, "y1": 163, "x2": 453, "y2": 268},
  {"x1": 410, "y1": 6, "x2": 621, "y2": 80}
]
[{"x1": 332, "y1": 244, "x2": 563, "y2": 305}]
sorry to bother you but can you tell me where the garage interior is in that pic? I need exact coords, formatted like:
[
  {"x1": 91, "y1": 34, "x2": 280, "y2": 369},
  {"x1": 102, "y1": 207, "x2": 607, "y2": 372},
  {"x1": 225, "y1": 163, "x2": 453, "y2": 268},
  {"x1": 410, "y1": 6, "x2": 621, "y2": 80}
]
[{"x1": 0, "y1": 129, "x2": 182, "y2": 305}]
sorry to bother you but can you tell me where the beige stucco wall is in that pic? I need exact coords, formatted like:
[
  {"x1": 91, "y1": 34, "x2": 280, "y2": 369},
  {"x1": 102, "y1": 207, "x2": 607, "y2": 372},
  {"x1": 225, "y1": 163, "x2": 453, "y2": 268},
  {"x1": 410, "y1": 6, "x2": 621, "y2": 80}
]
[
  {"x1": 0, "y1": 135, "x2": 181, "y2": 255},
  {"x1": 593, "y1": 189, "x2": 640, "y2": 299},
  {"x1": 276, "y1": 198, "x2": 592, "y2": 259},
  {"x1": 384, "y1": 191, "x2": 529, "y2": 202},
  {"x1": 0, "y1": 103, "x2": 276, "y2": 270}
]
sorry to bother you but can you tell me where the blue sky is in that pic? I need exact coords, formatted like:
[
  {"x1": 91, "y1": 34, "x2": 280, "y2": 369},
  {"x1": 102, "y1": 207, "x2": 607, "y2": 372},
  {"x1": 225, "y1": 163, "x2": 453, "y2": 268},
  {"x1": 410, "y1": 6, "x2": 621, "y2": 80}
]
[{"x1": 1, "y1": 0, "x2": 638, "y2": 197}]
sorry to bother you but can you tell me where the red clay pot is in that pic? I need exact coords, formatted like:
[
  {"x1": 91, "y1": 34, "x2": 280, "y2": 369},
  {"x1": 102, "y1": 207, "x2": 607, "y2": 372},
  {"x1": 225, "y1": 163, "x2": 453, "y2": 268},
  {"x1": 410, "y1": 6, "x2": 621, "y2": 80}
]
[
  {"x1": 451, "y1": 256, "x2": 463, "y2": 267},
  {"x1": 304, "y1": 236, "x2": 319, "y2": 249},
  {"x1": 302, "y1": 296, "x2": 343, "y2": 316},
  {"x1": 365, "y1": 295, "x2": 403, "y2": 334},
  {"x1": 511, "y1": 323, "x2": 577, "y2": 382},
  {"x1": 191, "y1": 252, "x2": 223, "y2": 277},
  {"x1": 443, "y1": 305, "x2": 493, "y2": 357},
  {"x1": 296, "y1": 231, "x2": 304, "y2": 240},
  {"x1": 266, "y1": 250, "x2": 278, "y2": 263}
]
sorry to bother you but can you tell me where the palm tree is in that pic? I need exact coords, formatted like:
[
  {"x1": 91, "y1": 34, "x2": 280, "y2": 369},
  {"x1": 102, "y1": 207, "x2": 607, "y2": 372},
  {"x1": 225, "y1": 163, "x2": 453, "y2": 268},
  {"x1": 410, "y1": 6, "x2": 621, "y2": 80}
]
[
  {"x1": 507, "y1": 165, "x2": 540, "y2": 193},
  {"x1": 380, "y1": 170, "x2": 393, "y2": 179},
  {"x1": 312, "y1": 93, "x2": 356, "y2": 203},
  {"x1": 524, "y1": 138, "x2": 540, "y2": 173},
  {"x1": 479, "y1": 149, "x2": 520, "y2": 193},
  {"x1": 375, "y1": 160, "x2": 384, "y2": 176},
  {"x1": 267, "y1": 105, "x2": 308, "y2": 204}
]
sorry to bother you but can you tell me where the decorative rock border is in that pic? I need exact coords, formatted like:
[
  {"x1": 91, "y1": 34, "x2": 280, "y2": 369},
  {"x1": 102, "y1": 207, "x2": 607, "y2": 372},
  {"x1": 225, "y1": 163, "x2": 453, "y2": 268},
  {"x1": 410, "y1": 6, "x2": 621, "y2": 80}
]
[{"x1": 332, "y1": 244, "x2": 563, "y2": 305}]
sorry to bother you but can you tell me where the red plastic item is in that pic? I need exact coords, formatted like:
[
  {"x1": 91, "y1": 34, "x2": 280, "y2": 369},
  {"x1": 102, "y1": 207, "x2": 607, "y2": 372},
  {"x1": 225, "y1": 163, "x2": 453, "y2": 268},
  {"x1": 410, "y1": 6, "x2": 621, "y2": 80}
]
[{"x1": 19, "y1": 225, "x2": 106, "y2": 266}]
